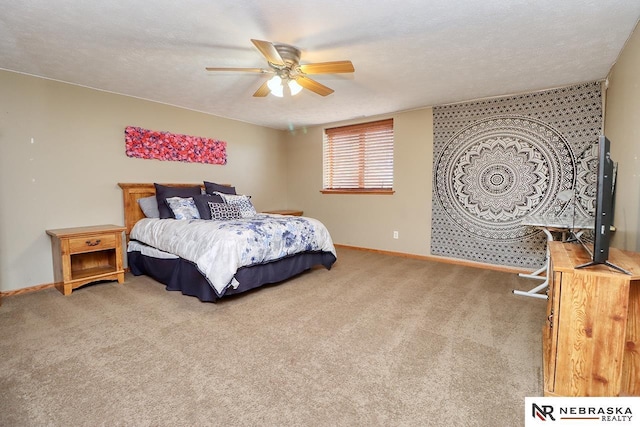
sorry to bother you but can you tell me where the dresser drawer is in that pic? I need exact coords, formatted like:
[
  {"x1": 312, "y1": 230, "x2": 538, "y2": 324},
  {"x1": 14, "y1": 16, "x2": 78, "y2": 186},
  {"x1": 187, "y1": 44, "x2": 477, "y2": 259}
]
[{"x1": 68, "y1": 234, "x2": 116, "y2": 253}]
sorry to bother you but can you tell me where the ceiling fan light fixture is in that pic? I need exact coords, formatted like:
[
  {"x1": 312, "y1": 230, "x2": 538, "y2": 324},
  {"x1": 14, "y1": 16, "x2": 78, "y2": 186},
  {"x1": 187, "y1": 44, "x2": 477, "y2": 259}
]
[
  {"x1": 267, "y1": 74, "x2": 302, "y2": 97},
  {"x1": 267, "y1": 75, "x2": 284, "y2": 97},
  {"x1": 207, "y1": 39, "x2": 355, "y2": 98},
  {"x1": 288, "y1": 79, "x2": 303, "y2": 96}
]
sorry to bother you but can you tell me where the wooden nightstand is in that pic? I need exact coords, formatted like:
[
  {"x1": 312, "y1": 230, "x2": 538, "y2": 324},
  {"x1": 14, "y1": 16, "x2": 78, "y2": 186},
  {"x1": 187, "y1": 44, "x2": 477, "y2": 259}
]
[
  {"x1": 263, "y1": 209, "x2": 303, "y2": 216},
  {"x1": 46, "y1": 224, "x2": 126, "y2": 296}
]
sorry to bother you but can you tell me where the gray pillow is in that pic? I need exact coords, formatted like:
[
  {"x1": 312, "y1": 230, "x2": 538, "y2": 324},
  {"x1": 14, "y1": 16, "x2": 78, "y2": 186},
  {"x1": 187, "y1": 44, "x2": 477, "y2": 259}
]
[
  {"x1": 138, "y1": 195, "x2": 159, "y2": 218},
  {"x1": 192, "y1": 193, "x2": 224, "y2": 220},
  {"x1": 204, "y1": 181, "x2": 236, "y2": 195},
  {"x1": 154, "y1": 183, "x2": 202, "y2": 219}
]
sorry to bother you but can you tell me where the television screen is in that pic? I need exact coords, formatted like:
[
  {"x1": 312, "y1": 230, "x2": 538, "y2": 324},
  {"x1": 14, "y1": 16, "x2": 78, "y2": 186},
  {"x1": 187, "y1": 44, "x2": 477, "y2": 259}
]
[
  {"x1": 593, "y1": 135, "x2": 614, "y2": 263},
  {"x1": 576, "y1": 135, "x2": 629, "y2": 274}
]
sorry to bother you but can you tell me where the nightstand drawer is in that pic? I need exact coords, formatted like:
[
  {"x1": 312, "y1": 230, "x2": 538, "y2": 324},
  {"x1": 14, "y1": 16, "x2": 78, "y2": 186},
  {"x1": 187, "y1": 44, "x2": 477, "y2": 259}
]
[{"x1": 69, "y1": 234, "x2": 116, "y2": 253}]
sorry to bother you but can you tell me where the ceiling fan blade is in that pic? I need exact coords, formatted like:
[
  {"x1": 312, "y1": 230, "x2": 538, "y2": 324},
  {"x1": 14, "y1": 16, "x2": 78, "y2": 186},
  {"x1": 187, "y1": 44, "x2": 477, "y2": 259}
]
[
  {"x1": 296, "y1": 76, "x2": 334, "y2": 96},
  {"x1": 251, "y1": 39, "x2": 285, "y2": 66},
  {"x1": 253, "y1": 80, "x2": 271, "y2": 97},
  {"x1": 206, "y1": 67, "x2": 268, "y2": 73},
  {"x1": 299, "y1": 61, "x2": 355, "y2": 74}
]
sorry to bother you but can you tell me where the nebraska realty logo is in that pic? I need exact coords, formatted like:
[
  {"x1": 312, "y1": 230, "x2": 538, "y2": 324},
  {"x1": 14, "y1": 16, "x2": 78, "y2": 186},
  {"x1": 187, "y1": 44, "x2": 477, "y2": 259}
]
[{"x1": 525, "y1": 397, "x2": 640, "y2": 426}]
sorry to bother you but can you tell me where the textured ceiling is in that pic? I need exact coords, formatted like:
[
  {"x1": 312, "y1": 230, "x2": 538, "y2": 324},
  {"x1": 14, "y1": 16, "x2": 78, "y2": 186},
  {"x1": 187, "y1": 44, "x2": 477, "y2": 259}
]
[{"x1": 1, "y1": 0, "x2": 639, "y2": 130}]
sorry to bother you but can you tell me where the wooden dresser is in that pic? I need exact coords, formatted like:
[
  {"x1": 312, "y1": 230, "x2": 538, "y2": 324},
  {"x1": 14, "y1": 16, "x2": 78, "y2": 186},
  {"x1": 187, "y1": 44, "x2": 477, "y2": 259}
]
[{"x1": 543, "y1": 241, "x2": 640, "y2": 396}]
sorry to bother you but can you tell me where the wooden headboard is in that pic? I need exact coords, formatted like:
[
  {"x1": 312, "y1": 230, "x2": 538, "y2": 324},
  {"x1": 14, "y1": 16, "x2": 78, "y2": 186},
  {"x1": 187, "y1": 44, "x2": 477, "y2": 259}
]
[{"x1": 118, "y1": 183, "x2": 204, "y2": 240}]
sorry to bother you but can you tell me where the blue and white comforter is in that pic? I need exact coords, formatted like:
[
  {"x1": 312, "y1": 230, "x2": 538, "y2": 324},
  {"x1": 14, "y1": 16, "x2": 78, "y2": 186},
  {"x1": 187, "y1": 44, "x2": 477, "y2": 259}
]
[{"x1": 129, "y1": 214, "x2": 336, "y2": 295}]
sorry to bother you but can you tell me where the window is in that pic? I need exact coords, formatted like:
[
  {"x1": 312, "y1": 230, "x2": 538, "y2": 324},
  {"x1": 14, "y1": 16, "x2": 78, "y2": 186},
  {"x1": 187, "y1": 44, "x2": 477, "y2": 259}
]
[{"x1": 322, "y1": 118, "x2": 394, "y2": 194}]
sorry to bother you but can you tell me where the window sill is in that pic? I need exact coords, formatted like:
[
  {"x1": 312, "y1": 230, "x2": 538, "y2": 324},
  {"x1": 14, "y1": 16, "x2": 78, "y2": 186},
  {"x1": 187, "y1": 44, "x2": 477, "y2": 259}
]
[{"x1": 320, "y1": 189, "x2": 395, "y2": 195}]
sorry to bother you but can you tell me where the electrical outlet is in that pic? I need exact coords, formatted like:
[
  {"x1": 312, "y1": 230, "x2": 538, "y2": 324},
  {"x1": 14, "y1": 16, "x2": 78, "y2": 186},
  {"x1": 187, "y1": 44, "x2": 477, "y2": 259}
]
[{"x1": 393, "y1": 231, "x2": 399, "y2": 239}]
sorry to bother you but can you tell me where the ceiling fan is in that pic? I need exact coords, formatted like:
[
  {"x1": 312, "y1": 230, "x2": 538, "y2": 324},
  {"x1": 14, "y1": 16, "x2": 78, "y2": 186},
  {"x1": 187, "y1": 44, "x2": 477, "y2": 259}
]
[{"x1": 206, "y1": 39, "x2": 355, "y2": 97}]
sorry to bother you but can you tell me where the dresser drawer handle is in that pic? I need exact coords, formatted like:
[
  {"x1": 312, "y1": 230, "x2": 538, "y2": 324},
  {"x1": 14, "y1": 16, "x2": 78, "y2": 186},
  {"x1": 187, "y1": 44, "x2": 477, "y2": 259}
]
[{"x1": 86, "y1": 239, "x2": 101, "y2": 246}]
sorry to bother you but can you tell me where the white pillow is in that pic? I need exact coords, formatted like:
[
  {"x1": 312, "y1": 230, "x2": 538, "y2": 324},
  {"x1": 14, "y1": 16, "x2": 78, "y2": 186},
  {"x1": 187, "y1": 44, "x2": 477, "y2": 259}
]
[
  {"x1": 165, "y1": 197, "x2": 200, "y2": 220},
  {"x1": 215, "y1": 193, "x2": 257, "y2": 218}
]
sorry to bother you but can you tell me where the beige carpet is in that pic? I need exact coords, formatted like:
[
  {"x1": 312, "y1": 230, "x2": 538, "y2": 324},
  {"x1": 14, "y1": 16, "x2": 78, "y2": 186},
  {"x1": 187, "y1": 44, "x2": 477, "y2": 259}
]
[{"x1": 0, "y1": 247, "x2": 546, "y2": 426}]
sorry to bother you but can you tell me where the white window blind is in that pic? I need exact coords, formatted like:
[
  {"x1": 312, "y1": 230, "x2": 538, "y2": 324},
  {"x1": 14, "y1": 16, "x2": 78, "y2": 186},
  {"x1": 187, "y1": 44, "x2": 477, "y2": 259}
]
[{"x1": 323, "y1": 119, "x2": 394, "y2": 191}]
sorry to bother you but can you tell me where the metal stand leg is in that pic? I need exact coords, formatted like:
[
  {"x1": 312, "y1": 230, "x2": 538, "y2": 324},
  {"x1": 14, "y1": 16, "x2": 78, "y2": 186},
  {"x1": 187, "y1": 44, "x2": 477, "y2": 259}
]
[
  {"x1": 512, "y1": 276, "x2": 549, "y2": 299},
  {"x1": 512, "y1": 228, "x2": 553, "y2": 300},
  {"x1": 517, "y1": 263, "x2": 547, "y2": 281}
]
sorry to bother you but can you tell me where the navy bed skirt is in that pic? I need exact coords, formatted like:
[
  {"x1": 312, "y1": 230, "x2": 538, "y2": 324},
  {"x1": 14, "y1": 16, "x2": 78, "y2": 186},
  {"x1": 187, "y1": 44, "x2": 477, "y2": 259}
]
[{"x1": 128, "y1": 250, "x2": 336, "y2": 302}]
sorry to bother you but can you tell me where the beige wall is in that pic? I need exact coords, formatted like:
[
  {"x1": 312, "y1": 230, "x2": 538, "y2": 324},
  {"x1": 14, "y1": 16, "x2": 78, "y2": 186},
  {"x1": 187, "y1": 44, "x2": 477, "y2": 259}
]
[
  {"x1": 605, "y1": 21, "x2": 640, "y2": 252},
  {"x1": 3, "y1": 20, "x2": 638, "y2": 294},
  {"x1": 285, "y1": 108, "x2": 434, "y2": 256},
  {"x1": 0, "y1": 70, "x2": 287, "y2": 292}
]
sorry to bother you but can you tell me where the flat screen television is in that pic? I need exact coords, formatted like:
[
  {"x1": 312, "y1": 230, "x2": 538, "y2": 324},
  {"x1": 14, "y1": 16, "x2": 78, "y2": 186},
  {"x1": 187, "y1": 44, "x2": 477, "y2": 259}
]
[{"x1": 576, "y1": 135, "x2": 629, "y2": 274}]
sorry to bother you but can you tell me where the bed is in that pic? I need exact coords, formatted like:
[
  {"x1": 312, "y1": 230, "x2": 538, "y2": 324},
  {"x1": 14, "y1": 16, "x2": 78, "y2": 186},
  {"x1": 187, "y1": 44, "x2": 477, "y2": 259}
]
[{"x1": 119, "y1": 183, "x2": 337, "y2": 302}]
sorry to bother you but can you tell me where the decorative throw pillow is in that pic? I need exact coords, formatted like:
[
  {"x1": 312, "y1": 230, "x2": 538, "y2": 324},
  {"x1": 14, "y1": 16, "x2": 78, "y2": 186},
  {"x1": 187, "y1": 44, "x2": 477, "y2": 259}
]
[
  {"x1": 192, "y1": 193, "x2": 224, "y2": 220},
  {"x1": 165, "y1": 197, "x2": 200, "y2": 220},
  {"x1": 208, "y1": 202, "x2": 242, "y2": 220},
  {"x1": 204, "y1": 181, "x2": 236, "y2": 196},
  {"x1": 138, "y1": 195, "x2": 160, "y2": 218},
  {"x1": 154, "y1": 183, "x2": 202, "y2": 219},
  {"x1": 216, "y1": 193, "x2": 257, "y2": 218}
]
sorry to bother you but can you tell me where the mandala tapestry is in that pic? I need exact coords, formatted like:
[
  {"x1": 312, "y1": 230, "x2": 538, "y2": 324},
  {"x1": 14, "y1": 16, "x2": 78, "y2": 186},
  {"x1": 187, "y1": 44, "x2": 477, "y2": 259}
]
[{"x1": 432, "y1": 82, "x2": 602, "y2": 268}]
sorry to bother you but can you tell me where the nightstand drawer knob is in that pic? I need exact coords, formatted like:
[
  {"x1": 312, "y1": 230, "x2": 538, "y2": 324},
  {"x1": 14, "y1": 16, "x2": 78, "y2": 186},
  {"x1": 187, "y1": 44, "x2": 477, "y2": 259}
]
[{"x1": 86, "y1": 239, "x2": 101, "y2": 246}]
